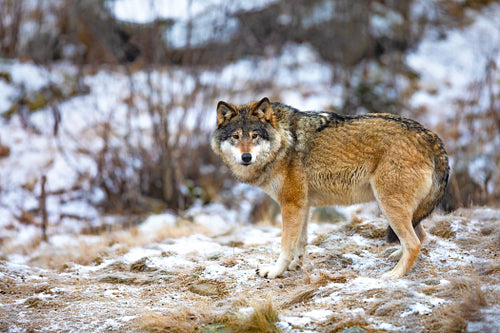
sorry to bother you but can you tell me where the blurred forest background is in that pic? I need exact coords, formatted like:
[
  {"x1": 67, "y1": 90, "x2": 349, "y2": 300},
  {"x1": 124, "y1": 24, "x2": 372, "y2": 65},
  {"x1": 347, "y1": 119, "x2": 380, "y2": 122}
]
[{"x1": 0, "y1": 0, "x2": 499, "y2": 238}]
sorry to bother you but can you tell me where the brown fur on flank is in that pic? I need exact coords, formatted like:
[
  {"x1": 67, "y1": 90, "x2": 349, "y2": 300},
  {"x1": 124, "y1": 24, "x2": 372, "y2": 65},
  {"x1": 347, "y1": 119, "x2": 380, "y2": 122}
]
[{"x1": 211, "y1": 97, "x2": 449, "y2": 279}]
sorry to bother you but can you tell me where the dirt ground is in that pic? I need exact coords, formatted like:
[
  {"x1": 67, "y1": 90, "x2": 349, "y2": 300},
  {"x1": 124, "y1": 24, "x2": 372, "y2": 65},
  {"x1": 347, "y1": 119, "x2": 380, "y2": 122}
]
[{"x1": 1, "y1": 207, "x2": 499, "y2": 332}]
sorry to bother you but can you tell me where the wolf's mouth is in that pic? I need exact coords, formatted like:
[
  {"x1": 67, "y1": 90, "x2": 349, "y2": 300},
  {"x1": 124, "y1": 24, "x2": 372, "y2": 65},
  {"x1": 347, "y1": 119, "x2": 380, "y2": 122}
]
[{"x1": 241, "y1": 162, "x2": 252, "y2": 166}]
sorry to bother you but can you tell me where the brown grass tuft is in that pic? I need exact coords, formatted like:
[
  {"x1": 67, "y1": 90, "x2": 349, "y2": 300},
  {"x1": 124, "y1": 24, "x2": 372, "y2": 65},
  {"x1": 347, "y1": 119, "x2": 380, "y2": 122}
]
[
  {"x1": 132, "y1": 307, "x2": 216, "y2": 333},
  {"x1": 429, "y1": 219, "x2": 456, "y2": 239},
  {"x1": 344, "y1": 216, "x2": 386, "y2": 239},
  {"x1": 325, "y1": 314, "x2": 383, "y2": 333},
  {"x1": 281, "y1": 287, "x2": 316, "y2": 308},
  {"x1": 130, "y1": 257, "x2": 156, "y2": 272},
  {"x1": 312, "y1": 270, "x2": 355, "y2": 286},
  {"x1": 98, "y1": 274, "x2": 137, "y2": 285},
  {"x1": 224, "y1": 300, "x2": 281, "y2": 333},
  {"x1": 425, "y1": 279, "x2": 487, "y2": 332},
  {"x1": 311, "y1": 233, "x2": 329, "y2": 246},
  {"x1": 220, "y1": 255, "x2": 240, "y2": 267}
]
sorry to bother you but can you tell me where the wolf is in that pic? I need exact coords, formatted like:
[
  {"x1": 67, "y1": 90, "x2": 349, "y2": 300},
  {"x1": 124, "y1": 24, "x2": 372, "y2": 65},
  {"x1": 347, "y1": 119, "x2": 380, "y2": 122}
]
[{"x1": 211, "y1": 97, "x2": 449, "y2": 279}]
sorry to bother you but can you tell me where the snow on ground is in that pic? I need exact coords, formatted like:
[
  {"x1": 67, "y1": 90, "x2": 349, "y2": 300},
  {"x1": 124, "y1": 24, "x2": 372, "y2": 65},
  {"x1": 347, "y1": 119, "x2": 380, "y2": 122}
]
[{"x1": 1, "y1": 206, "x2": 499, "y2": 332}]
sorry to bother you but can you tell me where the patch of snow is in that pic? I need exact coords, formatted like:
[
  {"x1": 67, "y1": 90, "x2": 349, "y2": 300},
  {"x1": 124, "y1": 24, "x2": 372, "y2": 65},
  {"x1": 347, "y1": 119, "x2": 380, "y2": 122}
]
[
  {"x1": 108, "y1": 0, "x2": 280, "y2": 48},
  {"x1": 122, "y1": 247, "x2": 162, "y2": 264},
  {"x1": 0, "y1": 60, "x2": 51, "y2": 91},
  {"x1": 139, "y1": 213, "x2": 177, "y2": 235},
  {"x1": 375, "y1": 322, "x2": 400, "y2": 331},
  {"x1": 109, "y1": 0, "x2": 280, "y2": 23},
  {"x1": 402, "y1": 302, "x2": 433, "y2": 316},
  {"x1": 0, "y1": 79, "x2": 17, "y2": 114},
  {"x1": 406, "y1": 2, "x2": 500, "y2": 125}
]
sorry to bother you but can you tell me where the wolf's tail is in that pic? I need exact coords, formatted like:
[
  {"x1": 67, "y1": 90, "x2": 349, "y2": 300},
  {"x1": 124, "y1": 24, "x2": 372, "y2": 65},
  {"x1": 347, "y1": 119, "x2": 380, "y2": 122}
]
[{"x1": 388, "y1": 136, "x2": 450, "y2": 243}]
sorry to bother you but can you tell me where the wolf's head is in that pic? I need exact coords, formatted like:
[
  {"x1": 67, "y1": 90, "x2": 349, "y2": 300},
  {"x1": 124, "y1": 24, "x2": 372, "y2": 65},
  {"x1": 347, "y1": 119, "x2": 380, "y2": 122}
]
[{"x1": 211, "y1": 97, "x2": 282, "y2": 177}]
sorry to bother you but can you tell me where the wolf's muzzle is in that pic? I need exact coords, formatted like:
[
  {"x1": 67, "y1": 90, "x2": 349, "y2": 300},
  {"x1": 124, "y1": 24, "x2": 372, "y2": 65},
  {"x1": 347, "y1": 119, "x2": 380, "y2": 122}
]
[{"x1": 241, "y1": 153, "x2": 252, "y2": 165}]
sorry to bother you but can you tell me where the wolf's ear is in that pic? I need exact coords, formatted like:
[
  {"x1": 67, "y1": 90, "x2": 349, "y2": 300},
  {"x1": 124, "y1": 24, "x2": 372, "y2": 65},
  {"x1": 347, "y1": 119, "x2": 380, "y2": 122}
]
[
  {"x1": 216, "y1": 101, "x2": 238, "y2": 128},
  {"x1": 252, "y1": 97, "x2": 277, "y2": 128}
]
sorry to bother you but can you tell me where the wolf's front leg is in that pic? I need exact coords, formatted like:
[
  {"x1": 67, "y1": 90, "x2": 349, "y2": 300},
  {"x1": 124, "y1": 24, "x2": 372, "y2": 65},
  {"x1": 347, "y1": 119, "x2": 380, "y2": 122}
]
[
  {"x1": 257, "y1": 203, "x2": 309, "y2": 278},
  {"x1": 288, "y1": 208, "x2": 309, "y2": 271}
]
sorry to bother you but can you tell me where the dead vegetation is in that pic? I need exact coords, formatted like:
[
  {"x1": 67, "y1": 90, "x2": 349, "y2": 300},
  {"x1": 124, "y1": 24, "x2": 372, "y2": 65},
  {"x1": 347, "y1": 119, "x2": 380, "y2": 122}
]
[
  {"x1": 324, "y1": 314, "x2": 384, "y2": 333},
  {"x1": 425, "y1": 280, "x2": 488, "y2": 332},
  {"x1": 223, "y1": 300, "x2": 281, "y2": 333},
  {"x1": 343, "y1": 216, "x2": 386, "y2": 239},
  {"x1": 1, "y1": 208, "x2": 499, "y2": 332},
  {"x1": 133, "y1": 307, "x2": 218, "y2": 333},
  {"x1": 429, "y1": 218, "x2": 456, "y2": 239}
]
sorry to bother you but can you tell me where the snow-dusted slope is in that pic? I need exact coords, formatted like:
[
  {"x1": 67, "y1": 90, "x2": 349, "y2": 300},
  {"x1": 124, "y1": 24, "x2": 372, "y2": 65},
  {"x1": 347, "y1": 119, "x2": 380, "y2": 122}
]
[{"x1": 1, "y1": 207, "x2": 499, "y2": 332}]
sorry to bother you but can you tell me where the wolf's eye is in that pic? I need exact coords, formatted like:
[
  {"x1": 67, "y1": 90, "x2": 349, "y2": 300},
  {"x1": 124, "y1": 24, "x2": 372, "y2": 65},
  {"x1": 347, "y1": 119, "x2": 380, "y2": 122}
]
[
  {"x1": 252, "y1": 133, "x2": 259, "y2": 139},
  {"x1": 232, "y1": 134, "x2": 239, "y2": 140}
]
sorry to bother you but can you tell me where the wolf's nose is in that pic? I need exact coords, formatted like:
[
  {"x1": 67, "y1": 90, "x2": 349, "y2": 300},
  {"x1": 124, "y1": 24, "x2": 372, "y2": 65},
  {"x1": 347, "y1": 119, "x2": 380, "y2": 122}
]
[{"x1": 241, "y1": 153, "x2": 252, "y2": 163}]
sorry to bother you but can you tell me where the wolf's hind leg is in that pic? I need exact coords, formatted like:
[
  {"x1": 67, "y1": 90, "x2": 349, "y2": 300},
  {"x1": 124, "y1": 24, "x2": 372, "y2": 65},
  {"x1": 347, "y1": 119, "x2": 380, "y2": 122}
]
[
  {"x1": 415, "y1": 223, "x2": 426, "y2": 243},
  {"x1": 376, "y1": 196, "x2": 421, "y2": 278},
  {"x1": 372, "y1": 184, "x2": 422, "y2": 278},
  {"x1": 381, "y1": 218, "x2": 420, "y2": 278},
  {"x1": 372, "y1": 161, "x2": 432, "y2": 278},
  {"x1": 387, "y1": 223, "x2": 426, "y2": 260}
]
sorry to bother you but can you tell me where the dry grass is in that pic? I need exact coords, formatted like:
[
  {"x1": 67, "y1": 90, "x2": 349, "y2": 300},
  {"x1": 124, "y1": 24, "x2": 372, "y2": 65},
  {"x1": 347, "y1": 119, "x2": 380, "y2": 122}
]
[
  {"x1": 130, "y1": 257, "x2": 156, "y2": 272},
  {"x1": 429, "y1": 218, "x2": 456, "y2": 239},
  {"x1": 311, "y1": 233, "x2": 329, "y2": 246},
  {"x1": 281, "y1": 287, "x2": 316, "y2": 308},
  {"x1": 98, "y1": 274, "x2": 137, "y2": 285},
  {"x1": 324, "y1": 314, "x2": 384, "y2": 333},
  {"x1": 136, "y1": 299, "x2": 281, "y2": 333},
  {"x1": 1, "y1": 217, "x2": 213, "y2": 270},
  {"x1": 425, "y1": 279, "x2": 488, "y2": 332},
  {"x1": 224, "y1": 299, "x2": 281, "y2": 333},
  {"x1": 133, "y1": 307, "x2": 218, "y2": 333},
  {"x1": 2, "y1": 208, "x2": 499, "y2": 332},
  {"x1": 343, "y1": 216, "x2": 386, "y2": 239},
  {"x1": 313, "y1": 270, "x2": 355, "y2": 285},
  {"x1": 281, "y1": 271, "x2": 354, "y2": 309},
  {"x1": 220, "y1": 255, "x2": 240, "y2": 267}
]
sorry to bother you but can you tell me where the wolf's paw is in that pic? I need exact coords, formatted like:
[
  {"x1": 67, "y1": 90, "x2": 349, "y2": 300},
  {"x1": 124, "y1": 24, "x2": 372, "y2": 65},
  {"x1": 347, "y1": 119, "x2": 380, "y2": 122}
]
[
  {"x1": 288, "y1": 255, "x2": 303, "y2": 271},
  {"x1": 380, "y1": 268, "x2": 404, "y2": 279},
  {"x1": 387, "y1": 248, "x2": 402, "y2": 260},
  {"x1": 256, "y1": 266, "x2": 285, "y2": 279}
]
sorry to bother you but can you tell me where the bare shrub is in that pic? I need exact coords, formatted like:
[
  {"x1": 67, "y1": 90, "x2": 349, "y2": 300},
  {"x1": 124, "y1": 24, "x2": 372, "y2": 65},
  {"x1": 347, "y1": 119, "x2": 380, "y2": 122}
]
[{"x1": 0, "y1": 0, "x2": 23, "y2": 58}]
